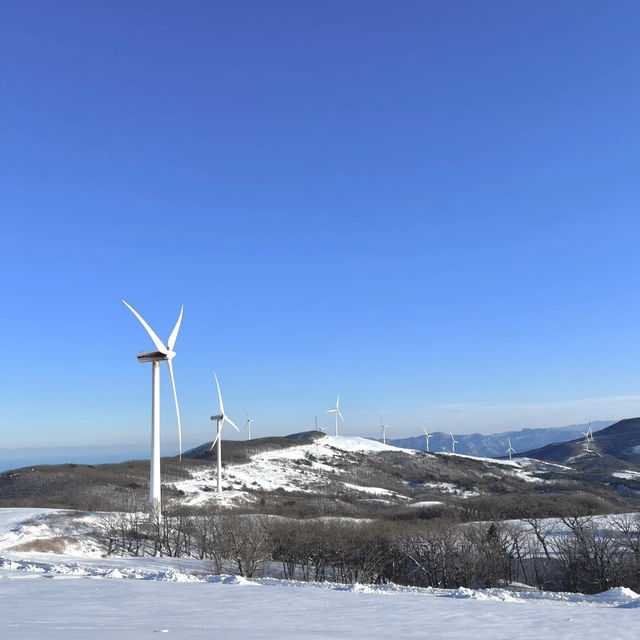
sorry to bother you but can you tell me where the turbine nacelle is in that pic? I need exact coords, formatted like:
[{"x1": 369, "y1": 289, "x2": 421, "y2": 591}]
[
  {"x1": 123, "y1": 299, "x2": 184, "y2": 466},
  {"x1": 210, "y1": 414, "x2": 224, "y2": 422},
  {"x1": 136, "y1": 350, "x2": 176, "y2": 363}
]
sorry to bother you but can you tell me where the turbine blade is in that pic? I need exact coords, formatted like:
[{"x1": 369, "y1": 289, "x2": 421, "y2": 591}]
[
  {"x1": 327, "y1": 409, "x2": 336, "y2": 414},
  {"x1": 122, "y1": 299, "x2": 167, "y2": 353},
  {"x1": 337, "y1": 410, "x2": 345, "y2": 422},
  {"x1": 224, "y1": 416, "x2": 240, "y2": 432},
  {"x1": 214, "y1": 371, "x2": 224, "y2": 415},
  {"x1": 167, "y1": 305, "x2": 184, "y2": 350},
  {"x1": 209, "y1": 431, "x2": 220, "y2": 451},
  {"x1": 167, "y1": 358, "x2": 182, "y2": 462},
  {"x1": 336, "y1": 395, "x2": 340, "y2": 409}
]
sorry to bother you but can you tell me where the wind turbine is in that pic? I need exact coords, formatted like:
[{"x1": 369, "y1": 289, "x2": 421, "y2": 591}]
[
  {"x1": 422, "y1": 426, "x2": 432, "y2": 452},
  {"x1": 210, "y1": 372, "x2": 240, "y2": 492},
  {"x1": 378, "y1": 413, "x2": 388, "y2": 445},
  {"x1": 587, "y1": 419, "x2": 594, "y2": 443},
  {"x1": 582, "y1": 428, "x2": 591, "y2": 452},
  {"x1": 244, "y1": 409, "x2": 256, "y2": 440},
  {"x1": 450, "y1": 432, "x2": 458, "y2": 454},
  {"x1": 327, "y1": 395, "x2": 345, "y2": 436},
  {"x1": 506, "y1": 438, "x2": 516, "y2": 460},
  {"x1": 122, "y1": 299, "x2": 183, "y2": 512}
]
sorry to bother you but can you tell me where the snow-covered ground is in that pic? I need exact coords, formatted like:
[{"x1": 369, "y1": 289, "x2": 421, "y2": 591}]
[
  {"x1": 1, "y1": 508, "x2": 639, "y2": 639},
  {"x1": 2, "y1": 570, "x2": 639, "y2": 639},
  {"x1": 407, "y1": 481, "x2": 480, "y2": 498},
  {"x1": 613, "y1": 470, "x2": 640, "y2": 481},
  {"x1": 172, "y1": 435, "x2": 560, "y2": 508},
  {"x1": 174, "y1": 435, "x2": 417, "y2": 506}
]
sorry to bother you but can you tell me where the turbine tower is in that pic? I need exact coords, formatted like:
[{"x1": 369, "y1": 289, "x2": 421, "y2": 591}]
[
  {"x1": 422, "y1": 426, "x2": 432, "y2": 452},
  {"x1": 210, "y1": 372, "x2": 240, "y2": 492},
  {"x1": 244, "y1": 409, "x2": 256, "y2": 440},
  {"x1": 506, "y1": 438, "x2": 516, "y2": 460},
  {"x1": 450, "y1": 432, "x2": 458, "y2": 454},
  {"x1": 327, "y1": 395, "x2": 345, "y2": 436},
  {"x1": 122, "y1": 300, "x2": 183, "y2": 512}
]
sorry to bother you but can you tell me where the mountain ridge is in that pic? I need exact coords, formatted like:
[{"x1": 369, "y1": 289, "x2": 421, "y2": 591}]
[{"x1": 388, "y1": 420, "x2": 613, "y2": 457}]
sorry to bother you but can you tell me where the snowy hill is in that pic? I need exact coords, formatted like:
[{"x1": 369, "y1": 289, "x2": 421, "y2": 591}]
[{"x1": 1, "y1": 431, "x2": 639, "y2": 522}]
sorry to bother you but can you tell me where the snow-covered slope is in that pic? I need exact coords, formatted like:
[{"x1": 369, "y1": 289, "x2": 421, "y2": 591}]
[
  {"x1": 1, "y1": 507, "x2": 639, "y2": 639},
  {"x1": 174, "y1": 435, "x2": 417, "y2": 506}
]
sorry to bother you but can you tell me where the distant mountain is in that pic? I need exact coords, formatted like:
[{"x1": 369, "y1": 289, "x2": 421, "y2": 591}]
[
  {"x1": 388, "y1": 421, "x2": 613, "y2": 457},
  {"x1": 0, "y1": 444, "x2": 151, "y2": 474},
  {"x1": 519, "y1": 417, "x2": 640, "y2": 468}
]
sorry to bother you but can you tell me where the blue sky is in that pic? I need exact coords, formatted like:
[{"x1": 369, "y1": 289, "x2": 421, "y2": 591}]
[{"x1": 2, "y1": 1, "x2": 639, "y2": 451}]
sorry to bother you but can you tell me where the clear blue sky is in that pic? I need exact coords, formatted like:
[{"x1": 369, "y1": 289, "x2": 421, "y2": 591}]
[{"x1": 2, "y1": 1, "x2": 639, "y2": 450}]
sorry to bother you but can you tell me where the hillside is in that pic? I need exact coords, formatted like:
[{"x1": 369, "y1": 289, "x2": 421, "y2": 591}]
[
  {"x1": 508, "y1": 418, "x2": 640, "y2": 497},
  {"x1": 1, "y1": 431, "x2": 638, "y2": 521},
  {"x1": 518, "y1": 417, "x2": 640, "y2": 474}
]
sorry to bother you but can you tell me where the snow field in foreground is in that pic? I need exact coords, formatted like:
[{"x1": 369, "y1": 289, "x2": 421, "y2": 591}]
[
  {"x1": 1, "y1": 572, "x2": 639, "y2": 640},
  {"x1": 1, "y1": 508, "x2": 640, "y2": 639}
]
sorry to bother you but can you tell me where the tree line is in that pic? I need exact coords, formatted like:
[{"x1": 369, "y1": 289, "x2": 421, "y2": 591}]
[{"x1": 97, "y1": 509, "x2": 640, "y2": 594}]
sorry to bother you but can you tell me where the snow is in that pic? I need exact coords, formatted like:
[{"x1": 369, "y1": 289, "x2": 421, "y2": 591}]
[
  {"x1": 326, "y1": 436, "x2": 417, "y2": 454},
  {"x1": 2, "y1": 560, "x2": 639, "y2": 639},
  {"x1": 439, "y1": 451, "x2": 520, "y2": 465},
  {"x1": 341, "y1": 482, "x2": 407, "y2": 499},
  {"x1": 407, "y1": 481, "x2": 480, "y2": 498},
  {"x1": 170, "y1": 437, "x2": 575, "y2": 507},
  {"x1": 2, "y1": 508, "x2": 640, "y2": 638},
  {"x1": 407, "y1": 500, "x2": 443, "y2": 508},
  {"x1": 612, "y1": 470, "x2": 640, "y2": 481},
  {"x1": 173, "y1": 435, "x2": 416, "y2": 505}
]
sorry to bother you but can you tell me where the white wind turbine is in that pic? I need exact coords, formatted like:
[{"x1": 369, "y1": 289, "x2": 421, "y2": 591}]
[
  {"x1": 210, "y1": 372, "x2": 240, "y2": 492},
  {"x1": 450, "y1": 432, "x2": 458, "y2": 454},
  {"x1": 582, "y1": 428, "x2": 592, "y2": 452},
  {"x1": 327, "y1": 395, "x2": 345, "y2": 436},
  {"x1": 587, "y1": 419, "x2": 594, "y2": 443},
  {"x1": 244, "y1": 409, "x2": 256, "y2": 440},
  {"x1": 122, "y1": 299, "x2": 183, "y2": 512},
  {"x1": 506, "y1": 438, "x2": 516, "y2": 460},
  {"x1": 378, "y1": 413, "x2": 388, "y2": 445},
  {"x1": 422, "y1": 426, "x2": 432, "y2": 452}
]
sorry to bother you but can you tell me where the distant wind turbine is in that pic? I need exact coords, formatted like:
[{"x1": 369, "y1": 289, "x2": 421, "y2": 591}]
[
  {"x1": 122, "y1": 299, "x2": 183, "y2": 512},
  {"x1": 582, "y1": 428, "x2": 591, "y2": 452},
  {"x1": 244, "y1": 409, "x2": 256, "y2": 440},
  {"x1": 506, "y1": 438, "x2": 516, "y2": 460},
  {"x1": 378, "y1": 413, "x2": 388, "y2": 445},
  {"x1": 450, "y1": 433, "x2": 458, "y2": 454},
  {"x1": 327, "y1": 395, "x2": 345, "y2": 436},
  {"x1": 210, "y1": 372, "x2": 240, "y2": 492},
  {"x1": 422, "y1": 426, "x2": 432, "y2": 452},
  {"x1": 587, "y1": 419, "x2": 594, "y2": 443}
]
